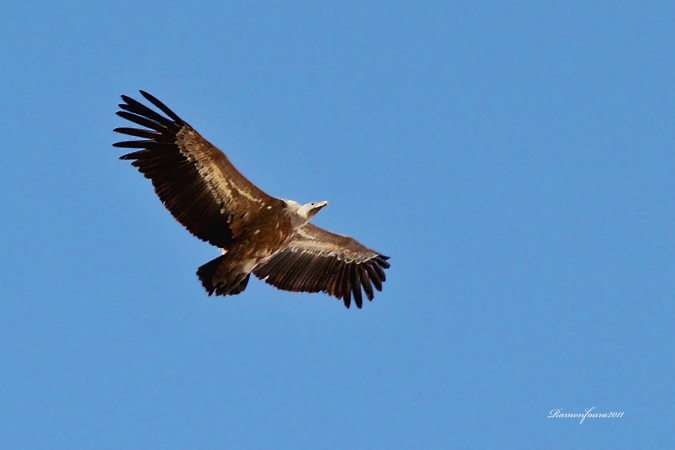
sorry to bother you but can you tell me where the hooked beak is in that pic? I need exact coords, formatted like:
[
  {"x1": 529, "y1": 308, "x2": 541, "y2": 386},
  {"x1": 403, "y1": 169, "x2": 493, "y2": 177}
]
[{"x1": 309, "y1": 201, "x2": 328, "y2": 218}]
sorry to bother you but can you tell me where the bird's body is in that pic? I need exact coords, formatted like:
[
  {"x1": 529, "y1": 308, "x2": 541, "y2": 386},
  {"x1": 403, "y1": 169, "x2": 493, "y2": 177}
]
[{"x1": 114, "y1": 91, "x2": 389, "y2": 308}]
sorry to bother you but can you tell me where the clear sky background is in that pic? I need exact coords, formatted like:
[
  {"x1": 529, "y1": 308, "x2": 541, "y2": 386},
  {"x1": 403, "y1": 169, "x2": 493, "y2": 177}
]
[{"x1": 1, "y1": 1, "x2": 673, "y2": 448}]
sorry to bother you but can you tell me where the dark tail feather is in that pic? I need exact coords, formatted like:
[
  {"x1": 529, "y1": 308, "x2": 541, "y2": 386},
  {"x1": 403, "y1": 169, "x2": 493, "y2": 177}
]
[
  {"x1": 216, "y1": 273, "x2": 250, "y2": 296},
  {"x1": 197, "y1": 255, "x2": 226, "y2": 296},
  {"x1": 196, "y1": 255, "x2": 251, "y2": 296}
]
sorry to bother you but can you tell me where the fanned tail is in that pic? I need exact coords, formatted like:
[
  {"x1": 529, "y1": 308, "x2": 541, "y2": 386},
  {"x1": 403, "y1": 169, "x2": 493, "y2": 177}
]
[{"x1": 197, "y1": 255, "x2": 251, "y2": 296}]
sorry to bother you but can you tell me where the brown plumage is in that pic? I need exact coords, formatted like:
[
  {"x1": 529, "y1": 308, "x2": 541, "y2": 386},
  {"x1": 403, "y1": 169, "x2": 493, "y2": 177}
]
[{"x1": 114, "y1": 91, "x2": 390, "y2": 308}]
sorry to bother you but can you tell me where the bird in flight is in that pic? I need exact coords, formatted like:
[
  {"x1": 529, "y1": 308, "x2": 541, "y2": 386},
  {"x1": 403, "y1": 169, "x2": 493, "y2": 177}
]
[{"x1": 114, "y1": 91, "x2": 390, "y2": 308}]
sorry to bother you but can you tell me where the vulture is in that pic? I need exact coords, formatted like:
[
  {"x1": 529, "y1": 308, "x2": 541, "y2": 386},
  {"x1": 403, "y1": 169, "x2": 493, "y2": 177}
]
[{"x1": 114, "y1": 91, "x2": 390, "y2": 308}]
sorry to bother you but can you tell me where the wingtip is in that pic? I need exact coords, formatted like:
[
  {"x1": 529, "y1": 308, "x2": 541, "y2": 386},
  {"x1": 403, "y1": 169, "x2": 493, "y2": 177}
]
[
  {"x1": 342, "y1": 292, "x2": 351, "y2": 309},
  {"x1": 139, "y1": 90, "x2": 157, "y2": 103}
]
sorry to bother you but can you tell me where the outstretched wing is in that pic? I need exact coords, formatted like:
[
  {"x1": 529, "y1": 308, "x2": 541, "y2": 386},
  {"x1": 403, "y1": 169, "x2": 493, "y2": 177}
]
[
  {"x1": 253, "y1": 223, "x2": 390, "y2": 308},
  {"x1": 114, "y1": 91, "x2": 281, "y2": 248}
]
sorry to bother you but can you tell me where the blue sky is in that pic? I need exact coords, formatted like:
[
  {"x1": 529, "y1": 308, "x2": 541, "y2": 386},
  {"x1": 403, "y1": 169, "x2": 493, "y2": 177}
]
[{"x1": 1, "y1": 1, "x2": 673, "y2": 448}]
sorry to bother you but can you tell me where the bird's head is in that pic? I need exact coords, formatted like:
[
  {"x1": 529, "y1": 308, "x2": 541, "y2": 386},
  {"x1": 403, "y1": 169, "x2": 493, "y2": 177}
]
[{"x1": 298, "y1": 201, "x2": 328, "y2": 220}]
